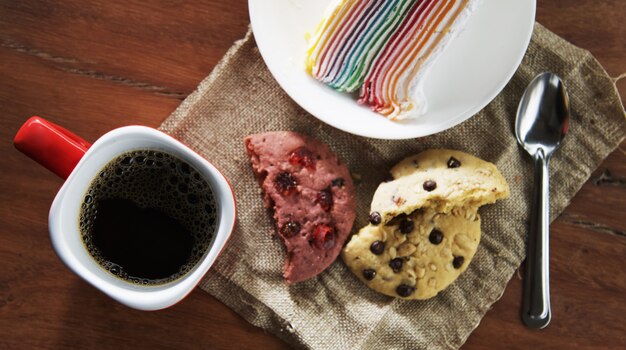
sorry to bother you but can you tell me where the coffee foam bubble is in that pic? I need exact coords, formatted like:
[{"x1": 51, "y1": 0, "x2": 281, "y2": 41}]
[{"x1": 79, "y1": 149, "x2": 218, "y2": 285}]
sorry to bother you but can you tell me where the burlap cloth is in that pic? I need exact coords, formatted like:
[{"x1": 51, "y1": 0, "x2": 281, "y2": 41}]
[{"x1": 159, "y1": 23, "x2": 626, "y2": 349}]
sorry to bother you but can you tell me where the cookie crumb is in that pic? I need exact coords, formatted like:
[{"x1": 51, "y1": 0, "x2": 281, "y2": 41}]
[{"x1": 416, "y1": 266, "x2": 426, "y2": 278}]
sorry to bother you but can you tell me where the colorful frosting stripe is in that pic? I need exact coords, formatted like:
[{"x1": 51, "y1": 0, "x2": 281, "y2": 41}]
[
  {"x1": 307, "y1": 0, "x2": 478, "y2": 120},
  {"x1": 381, "y1": 0, "x2": 455, "y2": 117},
  {"x1": 309, "y1": 0, "x2": 415, "y2": 92},
  {"x1": 333, "y1": 0, "x2": 413, "y2": 92},
  {"x1": 323, "y1": 0, "x2": 381, "y2": 87},
  {"x1": 361, "y1": 0, "x2": 434, "y2": 109},
  {"x1": 317, "y1": 1, "x2": 367, "y2": 80},
  {"x1": 306, "y1": 0, "x2": 350, "y2": 76}
]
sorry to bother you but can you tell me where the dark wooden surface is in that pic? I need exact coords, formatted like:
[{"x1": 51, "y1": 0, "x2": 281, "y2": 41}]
[{"x1": 1, "y1": 1, "x2": 624, "y2": 349}]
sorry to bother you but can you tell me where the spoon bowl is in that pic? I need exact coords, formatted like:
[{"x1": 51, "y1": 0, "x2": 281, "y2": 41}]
[
  {"x1": 515, "y1": 72, "x2": 569, "y2": 329},
  {"x1": 516, "y1": 73, "x2": 570, "y2": 156}
]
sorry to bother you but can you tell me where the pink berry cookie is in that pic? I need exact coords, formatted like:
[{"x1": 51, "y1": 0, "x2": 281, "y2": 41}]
[{"x1": 244, "y1": 132, "x2": 356, "y2": 284}]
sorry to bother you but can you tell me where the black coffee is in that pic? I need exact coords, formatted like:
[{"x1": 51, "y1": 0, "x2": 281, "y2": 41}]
[{"x1": 79, "y1": 149, "x2": 217, "y2": 285}]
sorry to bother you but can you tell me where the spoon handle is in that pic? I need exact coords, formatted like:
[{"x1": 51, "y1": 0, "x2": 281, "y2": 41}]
[{"x1": 522, "y1": 150, "x2": 551, "y2": 329}]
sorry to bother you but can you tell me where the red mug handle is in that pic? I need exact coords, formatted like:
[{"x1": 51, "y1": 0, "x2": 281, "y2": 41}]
[{"x1": 14, "y1": 116, "x2": 92, "y2": 180}]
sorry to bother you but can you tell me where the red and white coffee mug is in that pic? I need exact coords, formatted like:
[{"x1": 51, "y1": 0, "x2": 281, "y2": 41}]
[{"x1": 14, "y1": 116, "x2": 236, "y2": 310}]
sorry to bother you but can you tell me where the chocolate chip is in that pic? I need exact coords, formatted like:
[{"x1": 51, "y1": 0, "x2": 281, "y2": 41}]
[
  {"x1": 370, "y1": 241, "x2": 385, "y2": 255},
  {"x1": 423, "y1": 180, "x2": 437, "y2": 192},
  {"x1": 396, "y1": 284, "x2": 415, "y2": 297},
  {"x1": 280, "y1": 221, "x2": 301, "y2": 238},
  {"x1": 389, "y1": 258, "x2": 403, "y2": 273},
  {"x1": 453, "y1": 256, "x2": 465, "y2": 269},
  {"x1": 447, "y1": 156, "x2": 461, "y2": 168},
  {"x1": 362, "y1": 269, "x2": 376, "y2": 280},
  {"x1": 331, "y1": 177, "x2": 345, "y2": 187},
  {"x1": 369, "y1": 211, "x2": 382, "y2": 225},
  {"x1": 399, "y1": 219, "x2": 414, "y2": 234},
  {"x1": 429, "y1": 229, "x2": 443, "y2": 244}
]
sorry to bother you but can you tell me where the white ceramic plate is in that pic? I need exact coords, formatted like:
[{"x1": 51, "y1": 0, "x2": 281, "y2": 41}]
[{"x1": 249, "y1": 0, "x2": 536, "y2": 139}]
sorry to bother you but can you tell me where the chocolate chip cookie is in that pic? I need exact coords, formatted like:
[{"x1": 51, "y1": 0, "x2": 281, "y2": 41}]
[
  {"x1": 342, "y1": 149, "x2": 509, "y2": 299},
  {"x1": 342, "y1": 207, "x2": 480, "y2": 299}
]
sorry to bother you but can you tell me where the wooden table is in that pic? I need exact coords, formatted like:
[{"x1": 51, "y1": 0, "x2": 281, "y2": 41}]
[{"x1": 1, "y1": 1, "x2": 624, "y2": 348}]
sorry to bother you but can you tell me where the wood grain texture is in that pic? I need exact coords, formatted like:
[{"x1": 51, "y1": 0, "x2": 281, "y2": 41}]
[{"x1": 0, "y1": 1, "x2": 624, "y2": 349}]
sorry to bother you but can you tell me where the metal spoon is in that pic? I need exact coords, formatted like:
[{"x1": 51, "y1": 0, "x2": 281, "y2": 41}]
[{"x1": 515, "y1": 72, "x2": 570, "y2": 329}]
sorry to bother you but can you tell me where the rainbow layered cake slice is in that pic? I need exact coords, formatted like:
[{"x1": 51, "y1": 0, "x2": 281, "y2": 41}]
[{"x1": 306, "y1": 0, "x2": 480, "y2": 120}]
